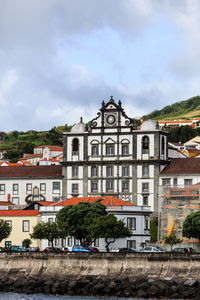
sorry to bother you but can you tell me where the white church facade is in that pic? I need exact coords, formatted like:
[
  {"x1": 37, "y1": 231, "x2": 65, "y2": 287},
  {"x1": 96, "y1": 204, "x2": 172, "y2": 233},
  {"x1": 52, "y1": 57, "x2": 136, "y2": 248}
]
[{"x1": 62, "y1": 97, "x2": 169, "y2": 213}]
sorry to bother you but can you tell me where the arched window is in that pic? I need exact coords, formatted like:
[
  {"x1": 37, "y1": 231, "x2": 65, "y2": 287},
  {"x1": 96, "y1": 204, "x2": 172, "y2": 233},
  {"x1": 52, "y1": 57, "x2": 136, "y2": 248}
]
[
  {"x1": 142, "y1": 136, "x2": 149, "y2": 154},
  {"x1": 161, "y1": 136, "x2": 165, "y2": 155},
  {"x1": 72, "y1": 138, "x2": 79, "y2": 152}
]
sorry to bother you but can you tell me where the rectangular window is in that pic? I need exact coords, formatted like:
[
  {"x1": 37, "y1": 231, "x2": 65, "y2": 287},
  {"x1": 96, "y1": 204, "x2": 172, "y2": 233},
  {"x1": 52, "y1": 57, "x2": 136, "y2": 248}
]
[
  {"x1": 142, "y1": 166, "x2": 149, "y2": 177},
  {"x1": 122, "y1": 181, "x2": 129, "y2": 192},
  {"x1": 127, "y1": 240, "x2": 136, "y2": 249},
  {"x1": 91, "y1": 182, "x2": 98, "y2": 192},
  {"x1": 173, "y1": 178, "x2": 177, "y2": 187},
  {"x1": 91, "y1": 145, "x2": 99, "y2": 156},
  {"x1": 62, "y1": 239, "x2": 66, "y2": 247},
  {"x1": 34, "y1": 204, "x2": 39, "y2": 210},
  {"x1": 67, "y1": 237, "x2": 72, "y2": 247},
  {"x1": 106, "y1": 144, "x2": 114, "y2": 156},
  {"x1": 142, "y1": 183, "x2": 149, "y2": 193},
  {"x1": 127, "y1": 217, "x2": 136, "y2": 230},
  {"x1": 72, "y1": 166, "x2": 78, "y2": 178},
  {"x1": 122, "y1": 166, "x2": 129, "y2": 177},
  {"x1": 162, "y1": 178, "x2": 171, "y2": 186},
  {"x1": 72, "y1": 184, "x2": 78, "y2": 193},
  {"x1": 22, "y1": 220, "x2": 30, "y2": 232},
  {"x1": 53, "y1": 182, "x2": 60, "y2": 194},
  {"x1": 12, "y1": 184, "x2": 19, "y2": 195},
  {"x1": 94, "y1": 239, "x2": 99, "y2": 247},
  {"x1": 5, "y1": 241, "x2": 11, "y2": 248},
  {"x1": 106, "y1": 180, "x2": 114, "y2": 192},
  {"x1": 143, "y1": 196, "x2": 148, "y2": 206},
  {"x1": 26, "y1": 183, "x2": 32, "y2": 194},
  {"x1": 106, "y1": 166, "x2": 113, "y2": 177},
  {"x1": 0, "y1": 184, "x2": 5, "y2": 195},
  {"x1": 144, "y1": 216, "x2": 149, "y2": 230},
  {"x1": 122, "y1": 144, "x2": 129, "y2": 155},
  {"x1": 91, "y1": 166, "x2": 98, "y2": 177},
  {"x1": 40, "y1": 183, "x2": 46, "y2": 193},
  {"x1": 54, "y1": 239, "x2": 59, "y2": 246},
  {"x1": 12, "y1": 197, "x2": 19, "y2": 205},
  {"x1": 184, "y1": 179, "x2": 193, "y2": 187}
]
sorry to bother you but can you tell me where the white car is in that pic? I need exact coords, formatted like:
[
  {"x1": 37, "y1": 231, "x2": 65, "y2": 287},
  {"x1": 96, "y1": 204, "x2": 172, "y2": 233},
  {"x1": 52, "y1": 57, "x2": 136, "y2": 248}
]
[{"x1": 140, "y1": 246, "x2": 164, "y2": 253}]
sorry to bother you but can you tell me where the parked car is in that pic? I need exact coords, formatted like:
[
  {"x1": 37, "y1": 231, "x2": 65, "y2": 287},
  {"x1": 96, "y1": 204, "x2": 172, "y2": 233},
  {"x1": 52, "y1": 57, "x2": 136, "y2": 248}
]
[
  {"x1": 10, "y1": 246, "x2": 26, "y2": 252},
  {"x1": 171, "y1": 248, "x2": 190, "y2": 254},
  {"x1": 43, "y1": 247, "x2": 63, "y2": 253},
  {"x1": 119, "y1": 247, "x2": 137, "y2": 253},
  {"x1": 72, "y1": 245, "x2": 93, "y2": 252},
  {"x1": 62, "y1": 247, "x2": 69, "y2": 252},
  {"x1": 140, "y1": 246, "x2": 164, "y2": 253},
  {"x1": 89, "y1": 247, "x2": 100, "y2": 253},
  {"x1": 26, "y1": 247, "x2": 40, "y2": 252}
]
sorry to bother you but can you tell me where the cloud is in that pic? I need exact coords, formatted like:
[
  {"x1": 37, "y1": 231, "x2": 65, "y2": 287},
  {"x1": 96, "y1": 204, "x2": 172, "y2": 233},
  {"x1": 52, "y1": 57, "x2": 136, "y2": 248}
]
[{"x1": 0, "y1": 0, "x2": 200, "y2": 131}]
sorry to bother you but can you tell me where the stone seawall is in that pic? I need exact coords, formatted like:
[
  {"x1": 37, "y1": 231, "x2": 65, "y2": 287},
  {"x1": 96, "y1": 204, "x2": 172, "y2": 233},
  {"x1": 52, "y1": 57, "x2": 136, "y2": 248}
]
[{"x1": 0, "y1": 252, "x2": 200, "y2": 299}]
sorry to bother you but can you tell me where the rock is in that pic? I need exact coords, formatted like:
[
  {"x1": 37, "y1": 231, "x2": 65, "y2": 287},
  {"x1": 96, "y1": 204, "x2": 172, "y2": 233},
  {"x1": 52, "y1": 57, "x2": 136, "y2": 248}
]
[{"x1": 183, "y1": 278, "x2": 199, "y2": 287}]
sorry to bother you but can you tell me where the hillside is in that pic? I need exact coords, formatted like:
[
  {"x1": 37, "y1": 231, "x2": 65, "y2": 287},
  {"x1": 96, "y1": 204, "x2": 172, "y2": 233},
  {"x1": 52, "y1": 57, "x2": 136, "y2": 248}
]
[
  {"x1": 142, "y1": 96, "x2": 200, "y2": 121},
  {"x1": 0, "y1": 126, "x2": 71, "y2": 162}
]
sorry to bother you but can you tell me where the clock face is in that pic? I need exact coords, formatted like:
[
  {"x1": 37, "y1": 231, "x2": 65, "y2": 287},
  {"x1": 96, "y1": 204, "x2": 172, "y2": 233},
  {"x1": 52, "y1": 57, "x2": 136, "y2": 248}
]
[{"x1": 106, "y1": 114, "x2": 116, "y2": 125}]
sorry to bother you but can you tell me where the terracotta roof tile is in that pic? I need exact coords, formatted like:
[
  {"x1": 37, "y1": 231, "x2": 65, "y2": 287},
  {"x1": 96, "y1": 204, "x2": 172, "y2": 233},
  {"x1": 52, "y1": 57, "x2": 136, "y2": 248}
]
[
  {"x1": 0, "y1": 201, "x2": 15, "y2": 206},
  {"x1": 54, "y1": 196, "x2": 135, "y2": 207},
  {"x1": 0, "y1": 165, "x2": 62, "y2": 178},
  {"x1": 0, "y1": 210, "x2": 39, "y2": 216},
  {"x1": 161, "y1": 158, "x2": 200, "y2": 175}
]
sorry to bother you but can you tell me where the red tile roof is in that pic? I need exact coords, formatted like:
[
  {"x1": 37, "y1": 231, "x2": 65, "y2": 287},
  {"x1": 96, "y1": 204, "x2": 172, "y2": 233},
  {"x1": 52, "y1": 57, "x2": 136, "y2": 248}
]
[
  {"x1": 54, "y1": 196, "x2": 135, "y2": 207},
  {"x1": 21, "y1": 154, "x2": 42, "y2": 160},
  {"x1": 0, "y1": 165, "x2": 62, "y2": 178},
  {"x1": 0, "y1": 201, "x2": 15, "y2": 206},
  {"x1": 161, "y1": 158, "x2": 200, "y2": 175},
  {"x1": 0, "y1": 210, "x2": 39, "y2": 216}
]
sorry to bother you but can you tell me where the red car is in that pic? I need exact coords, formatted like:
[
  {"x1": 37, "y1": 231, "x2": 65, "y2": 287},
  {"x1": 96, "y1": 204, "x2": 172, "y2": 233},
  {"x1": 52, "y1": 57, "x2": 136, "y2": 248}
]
[{"x1": 43, "y1": 247, "x2": 63, "y2": 253}]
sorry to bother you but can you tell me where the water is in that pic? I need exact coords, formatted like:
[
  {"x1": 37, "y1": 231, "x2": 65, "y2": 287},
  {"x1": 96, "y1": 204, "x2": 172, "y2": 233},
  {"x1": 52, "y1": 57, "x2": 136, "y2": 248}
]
[{"x1": 0, "y1": 294, "x2": 176, "y2": 300}]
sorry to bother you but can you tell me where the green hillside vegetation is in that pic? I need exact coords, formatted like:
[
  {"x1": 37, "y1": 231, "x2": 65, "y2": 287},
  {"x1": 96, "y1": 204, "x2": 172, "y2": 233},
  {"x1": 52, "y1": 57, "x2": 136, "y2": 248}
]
[
  {"x1": 143, "y1": 96, "x2": 200, "y2": 121},
  {"x1": 0, "y1": 125, "x2": 71, "y2": 163}
]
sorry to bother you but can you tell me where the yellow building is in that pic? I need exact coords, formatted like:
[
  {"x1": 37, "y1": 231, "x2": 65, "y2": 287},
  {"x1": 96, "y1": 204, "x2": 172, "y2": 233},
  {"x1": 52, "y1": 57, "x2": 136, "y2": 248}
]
[{"x1": 0, "y1": 210, "x2": 41, "y2": 248}]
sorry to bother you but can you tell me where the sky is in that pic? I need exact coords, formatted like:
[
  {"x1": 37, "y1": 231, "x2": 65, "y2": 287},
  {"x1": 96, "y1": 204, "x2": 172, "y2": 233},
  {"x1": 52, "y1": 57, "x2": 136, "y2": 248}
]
[{"x1": 0, "y1": 0, "x2": 200, "y2": 131}]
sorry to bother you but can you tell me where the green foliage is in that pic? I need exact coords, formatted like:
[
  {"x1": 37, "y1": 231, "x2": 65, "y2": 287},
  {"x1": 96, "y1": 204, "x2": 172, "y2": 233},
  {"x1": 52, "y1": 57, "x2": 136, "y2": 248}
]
[
  {"x1": 143, "y1": 96, "x2": 200, "y2": 120},
  {"x1": 168, "y1": 126, "x2": 197, "y2": 143},
  {"x1": 22, "y1": 238, "x2": 32, "y2": 248},
  {"x1": 45, "y1": 127, "x2": 63, "y2": 145},
  {"x1": 0, "y1": 219, "x2": 12, "y2": 243},
  {"x1": 164, "y1": 233, "x2": 182, "y2": 250},
  {"x1": 31, "y1": 221, "x2": 63, "y2": 248},
  {"x1": 150, "y1": 217, "x2": 158, "y2": 243},
  {"x1": 56, "y1": 202, "x2": 107, "y2": 247},
  {"x1": 4, "y1": 149, "x2": 22, "y2": 162},
  {"x1": 89, "y1": 214, "x2": 132, "y2": 252},
  {"x1": 183, "y1": 211, "x2": 200, "y2": 240}
]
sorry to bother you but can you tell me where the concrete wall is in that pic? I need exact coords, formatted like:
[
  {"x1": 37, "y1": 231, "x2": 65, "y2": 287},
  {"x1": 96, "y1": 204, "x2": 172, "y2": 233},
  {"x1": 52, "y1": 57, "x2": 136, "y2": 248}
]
[{"x1": 1, "y1": 253, "x2": 200, "y2": 280}]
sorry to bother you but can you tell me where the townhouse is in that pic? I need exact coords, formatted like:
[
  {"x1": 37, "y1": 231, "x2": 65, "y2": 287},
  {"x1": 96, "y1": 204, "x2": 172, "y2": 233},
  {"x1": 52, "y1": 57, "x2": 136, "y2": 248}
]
[
  {"x1": 0, "y1": 209, "x2": 41, "y2": 248},
  {"x1": 0, "y1": 165, "x2": 63, "y2": 205},
  {"x1": 40, "y1": 196, "x2": 152, "y2": 251}
]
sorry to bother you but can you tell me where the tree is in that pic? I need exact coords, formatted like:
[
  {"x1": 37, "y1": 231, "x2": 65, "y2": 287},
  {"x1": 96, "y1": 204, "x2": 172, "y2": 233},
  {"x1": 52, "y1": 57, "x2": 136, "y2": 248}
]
[
  {"x1": 56, "y1": 202, "x2": 107, "y2": 247},
  {"x1": 163, "y1": 233, "x2": 182, "y2": 251},
  {"x1": 88, "y1": 214, "x2": 132, "y2": 252},
  {"x1": 31, "y1": 221, "x2": 63, "y2": 248},
  {"x1": 22, "y1": 238, "x2": 32, "y2": 248},
  {"x1": 0, "y1": 219, "x2": 11, "y2": 243},
  {"x1": 183, "y1": 211, "x2": 200, "y2": 240}
]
